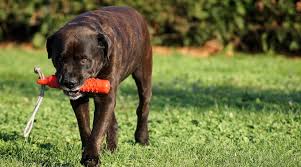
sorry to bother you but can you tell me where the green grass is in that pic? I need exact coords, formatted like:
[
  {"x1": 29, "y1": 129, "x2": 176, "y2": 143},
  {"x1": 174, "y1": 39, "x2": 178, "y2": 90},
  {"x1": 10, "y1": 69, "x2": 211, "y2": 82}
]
[{"x1": 0, "y1": 48, "x2": 301, "y2": 167}]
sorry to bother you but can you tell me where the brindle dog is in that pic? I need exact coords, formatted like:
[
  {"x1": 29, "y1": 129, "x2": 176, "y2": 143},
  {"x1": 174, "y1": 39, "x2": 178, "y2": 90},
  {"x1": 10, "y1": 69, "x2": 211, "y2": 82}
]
[{"x1": 46, "y1": 6, "x2": 152, "y2": 167}]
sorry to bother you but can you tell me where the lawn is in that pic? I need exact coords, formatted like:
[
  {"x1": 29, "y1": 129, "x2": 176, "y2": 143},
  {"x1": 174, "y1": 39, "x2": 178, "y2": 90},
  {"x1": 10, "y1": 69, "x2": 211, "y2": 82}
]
[{"x1": 0, "y1": 48, "x2": 301, "y2": 167}]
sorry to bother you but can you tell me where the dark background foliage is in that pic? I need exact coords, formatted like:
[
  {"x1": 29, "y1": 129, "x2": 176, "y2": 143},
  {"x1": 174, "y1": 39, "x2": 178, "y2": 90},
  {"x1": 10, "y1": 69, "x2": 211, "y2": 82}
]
[{"x1": 0, "y1": 0, "x2": 301, "y2": 53}]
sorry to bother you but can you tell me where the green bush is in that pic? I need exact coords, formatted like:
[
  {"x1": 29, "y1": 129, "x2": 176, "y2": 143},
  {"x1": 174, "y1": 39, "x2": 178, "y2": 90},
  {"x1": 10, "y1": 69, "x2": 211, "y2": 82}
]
[{"x1": 0, "y1": 0, "x2": 301, "y2": 53}]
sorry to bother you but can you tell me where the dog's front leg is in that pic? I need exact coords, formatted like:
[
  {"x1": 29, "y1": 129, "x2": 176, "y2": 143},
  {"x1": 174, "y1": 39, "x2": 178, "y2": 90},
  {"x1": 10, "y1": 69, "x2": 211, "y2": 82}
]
[
  {"x1": 70, "y1": 97, "x2": 91, "y2": 149},
  {"x1": 81, "y1": 88, "x2": 116, "y2": 167}
]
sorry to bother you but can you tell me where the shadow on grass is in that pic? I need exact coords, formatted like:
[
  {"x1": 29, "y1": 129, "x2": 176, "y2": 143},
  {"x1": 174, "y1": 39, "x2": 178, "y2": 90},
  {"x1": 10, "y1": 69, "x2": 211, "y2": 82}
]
[
  {"x1": 1, "y1": 78, "x2": 301, "y2": 112},
  {"x1": 0, "y1": 131, "x2": 21, "y2": 142},
  {"x1": 0, "y1": 131, "x2": 75, "y2": 166},
  {"x1": 0, "y1": 131, "x2": 54, "y2": 151},
  {"x1": 119, "y1": 81, "x2": 301, "y2": 112}
]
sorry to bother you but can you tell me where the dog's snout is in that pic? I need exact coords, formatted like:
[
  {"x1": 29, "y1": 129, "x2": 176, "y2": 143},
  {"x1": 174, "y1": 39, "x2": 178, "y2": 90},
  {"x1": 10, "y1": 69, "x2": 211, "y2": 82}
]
[{"x1": 63, "y1": 78, "x2": 78, "y2": 89}]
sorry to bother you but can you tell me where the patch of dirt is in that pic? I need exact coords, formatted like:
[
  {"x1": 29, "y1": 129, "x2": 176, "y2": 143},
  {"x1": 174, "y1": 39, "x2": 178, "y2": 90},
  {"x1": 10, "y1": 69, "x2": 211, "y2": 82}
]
[
  {"x1": 1, "y1": 40, "x2": 225, "y2": 57},
  {"x1": 153, "y1": 39, "x2": 224, "y2": 57},
  {"x1": 0, "y1": 42, "x2": 41, "y2": 51},
  {"x1": 0, "y1": 39, "x2": 244, "y2": 58}
]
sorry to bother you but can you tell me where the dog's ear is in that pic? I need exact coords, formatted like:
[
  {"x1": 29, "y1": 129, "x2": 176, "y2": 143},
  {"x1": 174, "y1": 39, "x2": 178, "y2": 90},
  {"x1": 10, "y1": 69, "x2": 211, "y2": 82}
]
[
  {"x1": 46, "y1": 35, "x2": 53, "y2": 59},
  {"x1": 97, "y1": 33, "x2": 112, "y2": 64}
]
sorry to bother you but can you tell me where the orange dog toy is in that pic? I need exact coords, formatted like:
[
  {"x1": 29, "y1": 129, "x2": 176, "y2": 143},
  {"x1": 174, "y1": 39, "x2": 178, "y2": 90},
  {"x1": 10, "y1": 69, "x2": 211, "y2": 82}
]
[
  {"x1": 37, "y1": 75, "x2": 110, "y2": 94},
  {"x1": 24, "y1": 67, "x2": 110, "y2": 138}
]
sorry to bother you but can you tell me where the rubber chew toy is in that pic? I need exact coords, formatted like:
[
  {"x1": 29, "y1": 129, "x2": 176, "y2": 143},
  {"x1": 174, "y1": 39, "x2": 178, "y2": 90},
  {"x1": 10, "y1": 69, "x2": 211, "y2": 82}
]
[
  {"x1": 37, "y1": 75, "x2": 110, "y2": 94},
  {"x1": 24, "y1": 67, "x2": 111, "y2": 138}
]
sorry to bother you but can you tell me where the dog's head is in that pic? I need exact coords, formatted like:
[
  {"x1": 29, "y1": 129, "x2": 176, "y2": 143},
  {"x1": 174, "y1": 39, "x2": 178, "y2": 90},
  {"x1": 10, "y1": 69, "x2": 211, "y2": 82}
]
[{"x1": 46, "y1": 26, "x2": 111, "y2": 100}]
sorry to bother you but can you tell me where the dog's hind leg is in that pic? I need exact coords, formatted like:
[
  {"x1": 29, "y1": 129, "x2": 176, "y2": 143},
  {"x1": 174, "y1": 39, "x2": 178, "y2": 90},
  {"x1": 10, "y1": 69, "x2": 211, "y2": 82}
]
[{"x1": 132, "y1": 48, "x2": 152, "y2": 145}]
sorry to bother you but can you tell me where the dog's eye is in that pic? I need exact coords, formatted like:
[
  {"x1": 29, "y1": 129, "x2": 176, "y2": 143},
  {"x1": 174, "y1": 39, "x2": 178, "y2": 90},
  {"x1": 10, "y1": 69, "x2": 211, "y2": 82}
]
[{"x1": 80, "y1": 58, "x2": 88, "y2": 64}]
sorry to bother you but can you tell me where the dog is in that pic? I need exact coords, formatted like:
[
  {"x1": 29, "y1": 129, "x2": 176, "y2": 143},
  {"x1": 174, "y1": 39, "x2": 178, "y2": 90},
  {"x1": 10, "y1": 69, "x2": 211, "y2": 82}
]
[{"x1": 46, "y1": 6, "x2": 152, "y2": 166}]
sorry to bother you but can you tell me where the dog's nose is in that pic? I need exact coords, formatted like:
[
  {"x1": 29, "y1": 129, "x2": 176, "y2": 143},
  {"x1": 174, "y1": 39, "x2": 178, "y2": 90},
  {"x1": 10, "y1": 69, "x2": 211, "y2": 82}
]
[{"x1": 63, "y1": 78, "x2": 78, "y2": 89}]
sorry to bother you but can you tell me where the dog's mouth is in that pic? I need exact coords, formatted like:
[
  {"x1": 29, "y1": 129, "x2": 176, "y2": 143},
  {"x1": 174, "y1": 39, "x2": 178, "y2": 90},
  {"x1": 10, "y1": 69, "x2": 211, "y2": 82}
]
[{"x1": 62, "y1": 87, "x2": 83, "y2": 100}]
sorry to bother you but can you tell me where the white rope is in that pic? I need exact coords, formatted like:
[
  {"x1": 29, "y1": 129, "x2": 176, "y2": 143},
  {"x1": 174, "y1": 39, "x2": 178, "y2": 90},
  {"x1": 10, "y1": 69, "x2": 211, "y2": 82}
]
[{"x1": 23, "y1": 67, "x2": 45, "y2": 138}]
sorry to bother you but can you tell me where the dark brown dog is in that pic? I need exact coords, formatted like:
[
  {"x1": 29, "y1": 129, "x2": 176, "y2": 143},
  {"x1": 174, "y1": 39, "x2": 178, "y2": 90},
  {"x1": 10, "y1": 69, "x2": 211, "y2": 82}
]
[{"x1": 46, "y1": 6, "x2": 152, "y2": 166}]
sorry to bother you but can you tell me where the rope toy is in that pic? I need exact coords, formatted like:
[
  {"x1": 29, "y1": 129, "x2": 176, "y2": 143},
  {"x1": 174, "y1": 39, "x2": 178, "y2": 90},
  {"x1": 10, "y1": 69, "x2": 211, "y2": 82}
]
[
  {"x1": 23, "y1": 67, "x2": 45, "y2": 138},
  {"x1": 23, "y1": 67, "x2": 110, "y2": 138}
]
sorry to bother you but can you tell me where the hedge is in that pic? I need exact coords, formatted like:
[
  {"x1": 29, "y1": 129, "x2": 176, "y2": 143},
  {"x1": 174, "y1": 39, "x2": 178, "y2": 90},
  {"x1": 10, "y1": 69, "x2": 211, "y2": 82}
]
[{"x1": 0, "y1": 0, "x2": 301, "y2": 53}]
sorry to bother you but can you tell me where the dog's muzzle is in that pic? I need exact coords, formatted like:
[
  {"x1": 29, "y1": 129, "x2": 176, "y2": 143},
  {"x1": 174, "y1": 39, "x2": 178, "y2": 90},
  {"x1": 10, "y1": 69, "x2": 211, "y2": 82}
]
[
  {"x1": 62, "y1": 87, "x2": 83, "y2": 100},
  {"x1": 58, "y1": 74, "x2": 84, "y2": 100}
]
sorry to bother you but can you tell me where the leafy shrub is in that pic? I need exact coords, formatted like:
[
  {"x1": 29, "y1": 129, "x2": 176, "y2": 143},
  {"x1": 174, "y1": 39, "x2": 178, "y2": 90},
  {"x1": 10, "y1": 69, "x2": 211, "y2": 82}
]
[{"x1": 0, "y1": 0, "x2": 301, "y2": 53}]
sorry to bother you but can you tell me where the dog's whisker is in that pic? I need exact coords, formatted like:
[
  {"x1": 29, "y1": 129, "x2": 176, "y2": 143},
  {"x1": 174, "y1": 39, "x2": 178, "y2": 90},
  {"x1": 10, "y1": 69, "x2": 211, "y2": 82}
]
[{"x1": 58, "y1": 75, "x2": 63, "y2": 83}]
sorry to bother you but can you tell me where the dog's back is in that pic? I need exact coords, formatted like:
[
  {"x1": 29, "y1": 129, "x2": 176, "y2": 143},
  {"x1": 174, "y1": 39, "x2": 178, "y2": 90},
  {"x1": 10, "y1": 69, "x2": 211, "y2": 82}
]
[{"x1": 64, "y1": 6, "x2": 151, "y2": 81}]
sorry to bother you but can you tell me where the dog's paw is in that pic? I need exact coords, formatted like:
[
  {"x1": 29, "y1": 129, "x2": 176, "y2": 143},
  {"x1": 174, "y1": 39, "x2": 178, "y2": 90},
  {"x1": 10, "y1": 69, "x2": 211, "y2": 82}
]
[
  {"x1": 135, "y1": 130, "x2": 149, "y2": 145},
  {"x1": 80, "y1": 156, "x2": 100, "y2": 167},
  {"x1": 106, "y1": 142, "x2": 118, "y2": 152}
]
